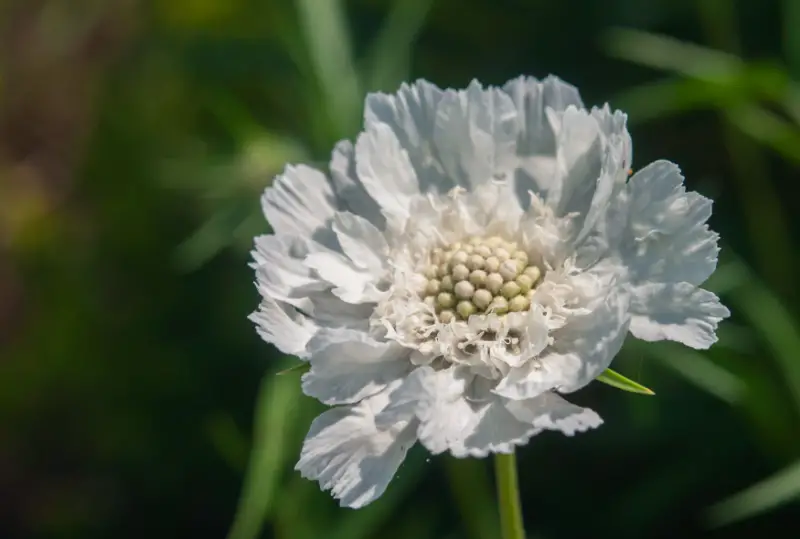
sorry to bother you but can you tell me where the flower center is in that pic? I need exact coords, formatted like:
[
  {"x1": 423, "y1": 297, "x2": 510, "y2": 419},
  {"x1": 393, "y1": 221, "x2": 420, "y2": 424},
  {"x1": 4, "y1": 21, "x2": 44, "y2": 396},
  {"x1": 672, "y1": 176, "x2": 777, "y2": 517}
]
[{"x1": 419, "y1": 236, "x2": 542, "y2": 322}]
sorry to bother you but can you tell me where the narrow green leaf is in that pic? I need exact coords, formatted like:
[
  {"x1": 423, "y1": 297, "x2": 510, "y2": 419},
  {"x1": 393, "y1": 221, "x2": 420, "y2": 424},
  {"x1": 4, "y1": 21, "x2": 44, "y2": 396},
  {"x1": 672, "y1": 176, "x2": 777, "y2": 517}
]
[
  {"x1": 294, "y1": 0, "x2": 361, "y2": 138},
  {"x1": 630, "y1": 341, "x2": 745, "y2": 405},
  {"x1": 603, "y1": 27, "x2": 741, "y2": 81},
  {"x1": 226, "y1": 373, "x2": 303, "y2": 539},
  {"x1": 707, "y1": 459, "x2": 800, "y2": 527},
  {"x1": 276, "y1": 362, "x2": 310, "y2": 376},
  {"x1": 596, "y1": 368, "x2": 655, "y2": 395},
  {"x1": 364, "y1": 0, "x2": 434, "y2": 91}
]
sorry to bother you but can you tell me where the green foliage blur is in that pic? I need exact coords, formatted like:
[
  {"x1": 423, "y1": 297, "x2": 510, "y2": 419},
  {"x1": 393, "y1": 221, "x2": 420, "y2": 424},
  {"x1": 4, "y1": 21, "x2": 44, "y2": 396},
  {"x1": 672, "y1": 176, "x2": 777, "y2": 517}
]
[{"x1": 2, "y1": 0, "x2": 800, "y2": 537}]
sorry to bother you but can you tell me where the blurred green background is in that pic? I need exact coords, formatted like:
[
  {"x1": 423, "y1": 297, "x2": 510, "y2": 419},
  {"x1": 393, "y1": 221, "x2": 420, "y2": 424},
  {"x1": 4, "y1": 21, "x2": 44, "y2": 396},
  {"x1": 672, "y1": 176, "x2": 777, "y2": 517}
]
[{"x1": 2, "y1": 0, "x2": 800, "y2": 537}]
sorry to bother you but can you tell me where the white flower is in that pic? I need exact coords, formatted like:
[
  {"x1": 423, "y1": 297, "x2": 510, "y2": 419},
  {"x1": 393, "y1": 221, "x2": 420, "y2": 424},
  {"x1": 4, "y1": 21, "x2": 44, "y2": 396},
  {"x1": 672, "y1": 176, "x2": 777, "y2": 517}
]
[{"x1": 250, "y1": 76, "x2": 729, "y2": 508}]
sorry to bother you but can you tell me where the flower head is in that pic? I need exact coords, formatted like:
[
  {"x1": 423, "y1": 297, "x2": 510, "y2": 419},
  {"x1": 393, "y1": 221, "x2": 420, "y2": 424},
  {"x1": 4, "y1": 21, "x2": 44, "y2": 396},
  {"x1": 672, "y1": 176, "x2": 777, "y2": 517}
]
[{"x1": 251, "y1": 76, "x2": 729, "y2": 508}]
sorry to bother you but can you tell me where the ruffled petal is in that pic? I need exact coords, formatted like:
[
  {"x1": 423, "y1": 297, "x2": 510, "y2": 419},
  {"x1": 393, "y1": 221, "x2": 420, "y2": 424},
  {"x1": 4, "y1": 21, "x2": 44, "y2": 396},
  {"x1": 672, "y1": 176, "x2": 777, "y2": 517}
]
[
  {"x1": 252, "y1": 235, "x2": 329, "y2": 306},
  {"x1": 296, "y1": 388, "x2": 417, "y2": 509},
  {"x1": 434, "y1": 81, "x2": 519, "y2": 189},
  {"x1": 302, "y1": 328, "x2": 412, "y2": 405},
  {"x1": 504, "y1": 392, "x2": 603, "y2": 435},
  {"x1": 495, "y1": 287, "x2": 630, "y2": 398},
  {"x1": 364, "y1": 80, "x2": 451, "y2": 192},
  {"x1": 332, "y1": 212, "x2": 388, "y2": 273},
  {"x1": 624, "y1": 160, "x2": 721, "y2": 286},
  {"x1": 261, "y1": 165, "x2": 338, "y2": 247},
  {"x1": 329, "y1": 141, "x2": 385, "y2": 228},
  {"x1": 629, "y1": 282, "x2": 729, "y2": 349},
  {"x1": 355, "y1": 122, "x2": 421, "y2": 228},
  {"x1": 249, "y1": 296, "x2": 316, "y2": 358},
  {"x1": 305, "y1": 251, "x2": 387, "y2": 304},
  {"x1": 503, "y1": 75, "x2": 583, "y2": 202},
  {"x1": 384, "y1": 367, "x2": 540, "y2": 457}
]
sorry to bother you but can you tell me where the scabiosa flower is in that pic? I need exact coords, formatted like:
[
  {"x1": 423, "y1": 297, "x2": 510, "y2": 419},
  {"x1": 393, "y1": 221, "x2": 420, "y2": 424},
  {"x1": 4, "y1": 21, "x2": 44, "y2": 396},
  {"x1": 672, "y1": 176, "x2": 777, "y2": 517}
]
[{"x1": 250, "y1": 76, "x2": 729, "y2": 508}]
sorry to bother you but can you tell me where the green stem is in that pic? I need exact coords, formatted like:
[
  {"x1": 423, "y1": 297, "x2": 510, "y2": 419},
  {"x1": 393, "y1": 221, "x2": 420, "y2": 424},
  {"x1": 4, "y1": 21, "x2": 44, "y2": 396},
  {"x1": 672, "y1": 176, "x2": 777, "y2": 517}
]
[{"x1": 494, "y1": 451, "x2": 526, "y2": 539}]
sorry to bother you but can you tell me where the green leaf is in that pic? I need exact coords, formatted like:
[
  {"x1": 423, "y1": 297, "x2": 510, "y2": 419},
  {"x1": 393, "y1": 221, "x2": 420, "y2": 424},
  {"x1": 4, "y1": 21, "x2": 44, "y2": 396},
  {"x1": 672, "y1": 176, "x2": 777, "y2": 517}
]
[
  {"x1": 363, "y1": 0, "x2": 434, "y2": 91},
  {"x1": 596, "y1": 368, "x2": 655, "y2": 395},
  {"x1": 630, "y1": 341, "x2": 745, "y2": 405},
  {"x1": 225, "y1": 373, "x2": 303, "y2": 539},
  {"x1": 707, "y1": 459, "x2": 800, "y2": 527},
  {"x1": 294, "y1": 0, "x2": 361, "y2": 138},
  {"x1": 276, "y1": 362, "x2": 310, "y2": 376}
]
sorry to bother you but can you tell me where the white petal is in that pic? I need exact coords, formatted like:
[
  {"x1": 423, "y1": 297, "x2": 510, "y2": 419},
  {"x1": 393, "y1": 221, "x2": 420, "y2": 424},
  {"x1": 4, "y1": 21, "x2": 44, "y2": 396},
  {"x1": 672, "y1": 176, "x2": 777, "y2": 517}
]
[
  {"x1": 305, "y1": 251, "x2": 385, "y2": 304},
  {"x1": 364, "y1": 80, "x2": 451, "y2": 192},
  {"x1": 329, "y1": 141, "x2": 386, "y2": 227},
  {"x1": 434, "y1": 81, "x2": 519, "y2": 189},
  {"x1": 504, "y1": 392, "x2": 603, "y2": 436},
  {"x1": 548, "y1": 106, "x2": 630, "y2": 242},
  {"x1": 355, "y1": 122, "x2": 420, "y2": 228},
  {"x1": 332, "y1": 212, "x2": 388, "y2": 273},
  {"x1": 252, "y1": 235, "x2": 328, "y2": 304},
  {"x1": 503, "y1": 75, "x2": 584, "y2": 157},
  {"x1": 503, "y1": 76, "x2": 584, "y2": 201},
  {"x1": 385, "y1": 367, "x2": 540, "y2": 457},
  {"x1": 495, "y1": 288, "x2": 631, "y2": 398},
  {"x1": 624, "y1": 160, "x2": 721, "y2": 286},
  {"x1": 573, "y1": 106, "x2": 631, "y2": 242},
  {"x1": 629, "y1": 282, "x2": 730, "y2": 349},
  {"x1": 296, "y1": 389, "x2": 417, "y2": 508},
  {"x1": 249, "y1": 296, "x2": 316, "y2": 358},
  {"x1": 261, "y1": 165, "x2": 338, "y2": 245},
  {"x1": 302, "y1": 329, "x2": 412, "y2": 405},
  {"x1": 252, "y1": 235, "x2": 372, "y2": 328}
]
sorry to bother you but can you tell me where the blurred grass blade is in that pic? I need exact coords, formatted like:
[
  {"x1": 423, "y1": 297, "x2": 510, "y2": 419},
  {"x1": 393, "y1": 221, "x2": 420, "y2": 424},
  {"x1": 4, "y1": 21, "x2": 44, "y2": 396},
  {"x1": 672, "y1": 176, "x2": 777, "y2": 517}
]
[
  {"x1": 785, "y1": 0, "x2": 800, "y2": 78},
  {"x1": 364, "y1": 0, "x2": 434, "y2": 91},
  {"x1": 597, "y1": 368, "x2": 655, "y2": 395},
  {"x1": 604, "y1": 27, "x2": 740, "y2": 81},
  {"x1": 724, "y1": 104, "x2": 800, "y2": 164},
  {"x1": 276, "y1": 362, "x2": 310, "y2": 376},
  {"x1": 294, "y1": 0, "x2": 361, "y2": 137},
  {"x1": 726, "y1": 259, "x2": 800, "y2": 412},
  {"x1": 445, "y1": 457, "x2": 498, "y2": 539},
  {"x1": 613, "y1": 77, "x2": 722, "y2": 124},
  {"x1": 226, "y1": 370, "x2": 303, "y2": 539},
  {"x1": 708, "y1": 459, "x2": 800, "y2": 527},
  {"x1": 629, "y1": 341, "x2": 745, "y2": 405}
]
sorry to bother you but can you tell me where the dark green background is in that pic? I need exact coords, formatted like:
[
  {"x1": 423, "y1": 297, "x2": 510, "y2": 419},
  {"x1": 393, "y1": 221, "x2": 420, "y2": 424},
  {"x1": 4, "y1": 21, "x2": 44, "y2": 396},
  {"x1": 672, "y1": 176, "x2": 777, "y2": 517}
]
[{"x1": 2, "y1": 0, "x2": 799, "y2": 537}]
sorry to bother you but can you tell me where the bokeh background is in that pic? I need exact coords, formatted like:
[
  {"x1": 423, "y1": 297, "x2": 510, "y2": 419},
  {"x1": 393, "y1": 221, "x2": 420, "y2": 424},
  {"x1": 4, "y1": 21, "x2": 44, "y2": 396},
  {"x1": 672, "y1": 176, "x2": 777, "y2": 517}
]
[{"x1": 2, "y1": 0, "x2": 800, "y2": 537}]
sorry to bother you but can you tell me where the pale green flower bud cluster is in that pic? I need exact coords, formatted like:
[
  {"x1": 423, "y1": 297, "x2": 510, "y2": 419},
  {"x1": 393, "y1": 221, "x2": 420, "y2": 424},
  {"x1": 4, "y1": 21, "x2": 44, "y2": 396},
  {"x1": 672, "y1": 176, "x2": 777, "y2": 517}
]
[{"x1": 420, "y1": 236, "x2": 542, "y2": 322}]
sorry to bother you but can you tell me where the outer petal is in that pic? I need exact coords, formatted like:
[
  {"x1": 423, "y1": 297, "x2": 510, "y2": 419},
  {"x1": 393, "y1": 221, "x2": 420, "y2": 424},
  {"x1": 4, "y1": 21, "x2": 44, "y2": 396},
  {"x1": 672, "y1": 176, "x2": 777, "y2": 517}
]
[
  {"x1": 629, "y1": 282, "x2": 730, "y2": 349},
  {"x1": 503, "y1": 75, "x2": 584, "y2": 158},
  {"x1": 296, "y1": 388, "x2": 417, "y2": 508},
  {"x1": 252, "y1": 234, "x2": 372, "y2": 328},
  {"x1": 624, "y1": 160, "x2": 721, "y2": 286},
  {"x1": 302, "y1": 329, "x2": 412, "y2": 405},
  {"x1": 503, "y1": 76, "x2": 583, "y2": 202},
  {"x1": 305, "y1": 251, "x2": 386, "y2": 304},
  {"x1": 249, "y1": 296, "x2": 316, "y2": 358},
  {"x1": 504, "y1": 392, "x2": 603, "y2": 435},
  {"x1": 355, "y1": 122, "x2": 421, "y2": 228},
  {"x1": 384, "y1": 367, "x2": 540, "y2": 458},
  {"x1": 494, "y1": 287, "x2": 630, "y2": 399},
  {"x1": 364, "y1": 80, "x2": 451, "y2": 192},
  {"x1": 434, "y1": 81, "x2": 519, "y2": 189},
  {"x1": 329, "y1": 140, "x2": 385, "y2": 228},
  {"x1": 332, "y1": 212, "x2": 388, "y2": 273},
  {"x1": 252, "y1": 235, "x2": 329, "y2": 306},
  {"x1": 548, "y1": 106, "x2": 631, "y2": 241},
  {"x1": 261, "y1": 165, "x2": 338, "y2": 246}
]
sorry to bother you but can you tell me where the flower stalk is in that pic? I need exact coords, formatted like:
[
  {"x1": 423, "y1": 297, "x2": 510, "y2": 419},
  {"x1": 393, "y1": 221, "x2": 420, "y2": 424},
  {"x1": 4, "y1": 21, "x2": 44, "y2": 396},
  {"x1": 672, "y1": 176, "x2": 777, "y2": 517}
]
[{"x1": 495, "y1": 451, "x2": 526, "y2": 539}]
